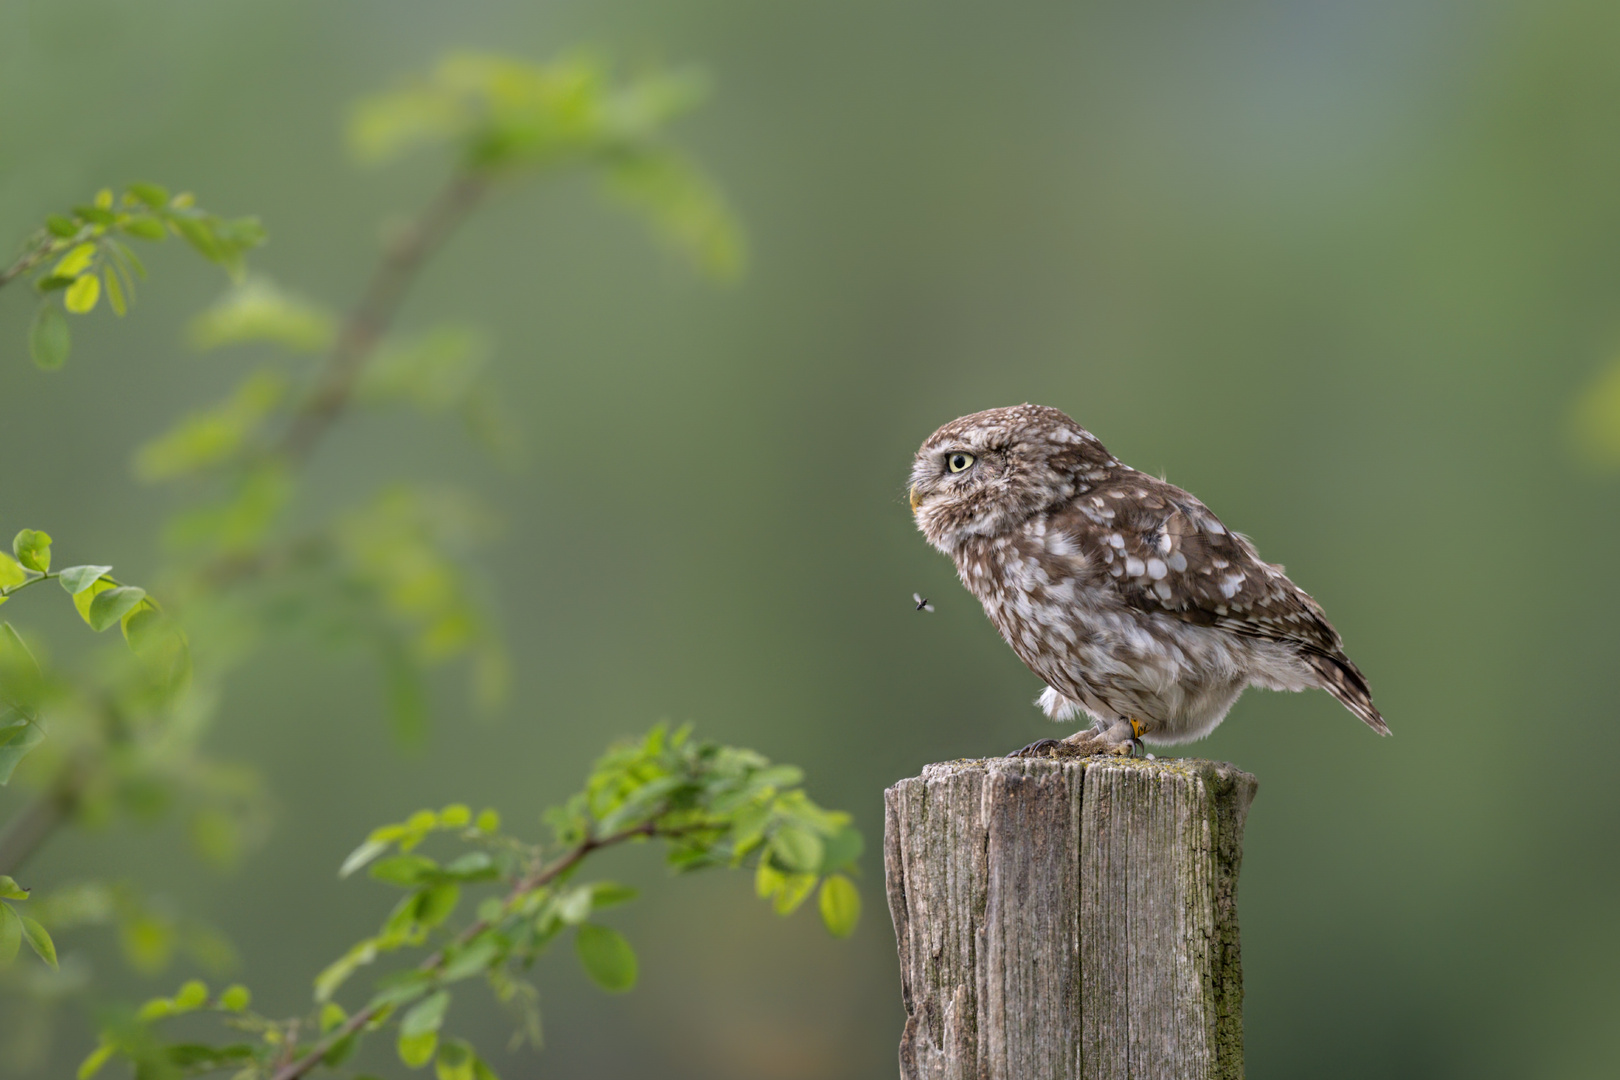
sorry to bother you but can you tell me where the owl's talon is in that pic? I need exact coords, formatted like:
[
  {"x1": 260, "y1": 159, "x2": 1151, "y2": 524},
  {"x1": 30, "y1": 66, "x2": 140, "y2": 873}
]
[{"x1": 1011, "y1": 738, "x2": 1065, "y2": 759}]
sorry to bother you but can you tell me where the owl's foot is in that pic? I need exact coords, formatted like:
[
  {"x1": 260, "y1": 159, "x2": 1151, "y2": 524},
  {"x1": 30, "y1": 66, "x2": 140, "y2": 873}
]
[
  {"x1": 1011, "y1": 738, "x2": 1068, "y2": 759},
  {"x1": 1011, "y1": 720, "x2": 1147, "y2": 760}
]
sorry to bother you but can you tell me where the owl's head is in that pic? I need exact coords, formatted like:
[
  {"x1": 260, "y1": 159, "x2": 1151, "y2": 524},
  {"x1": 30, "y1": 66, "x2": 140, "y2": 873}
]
[{"x1": 909, "y1": 404, "x2": 1111, "y2": 551}]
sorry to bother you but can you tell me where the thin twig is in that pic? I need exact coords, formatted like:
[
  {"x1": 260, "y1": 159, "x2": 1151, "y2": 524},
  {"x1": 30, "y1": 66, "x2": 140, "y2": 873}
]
[
  {"x1": 276, "y1": 173, "x2": 486, "y2": 464},
  {"x1": 269, "y1": 820, "x2": 660, "y2": 1080},
  {"x1": 0, "y1": 240, "x2": 53, "y2": 290},
  {"x1": 0, "y1": 759, "x2": 84, "y2": 877}
]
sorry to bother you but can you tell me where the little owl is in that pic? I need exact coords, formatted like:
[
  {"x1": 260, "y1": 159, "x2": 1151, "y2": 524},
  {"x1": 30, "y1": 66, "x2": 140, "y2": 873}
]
[{"x1": 909, "y1": 404, "x2": 1387, "y2": 757}]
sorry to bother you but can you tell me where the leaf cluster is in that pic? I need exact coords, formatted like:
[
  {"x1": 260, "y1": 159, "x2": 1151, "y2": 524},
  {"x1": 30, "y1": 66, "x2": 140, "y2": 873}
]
[
  {"x1": 351, "y1": 52, "x2": 744, "y2": 278},
  {"x1": 4, "y1": 186, "x2": 265, "y2": 370},
  {"x1": 80, "y1": 725, "x2": 859, "y2": 1080},
  {"x1": 1, "y1": 528, "x2": 182, "y2": 789}
]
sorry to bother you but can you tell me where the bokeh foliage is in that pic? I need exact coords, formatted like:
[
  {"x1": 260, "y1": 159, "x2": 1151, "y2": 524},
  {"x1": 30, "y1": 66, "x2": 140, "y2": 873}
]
[
  {"x1": 0, "y1": 47, "x2": 856, "y2": 1080},
  {"x1": 80, "y1": 726, "x2": 859, "y2": 1080}
]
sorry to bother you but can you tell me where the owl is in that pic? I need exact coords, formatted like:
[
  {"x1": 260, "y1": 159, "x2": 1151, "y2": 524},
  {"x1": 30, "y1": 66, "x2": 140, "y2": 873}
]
[{"x1": 909, "y1": 404, "x2": 1387, "y2": 757}]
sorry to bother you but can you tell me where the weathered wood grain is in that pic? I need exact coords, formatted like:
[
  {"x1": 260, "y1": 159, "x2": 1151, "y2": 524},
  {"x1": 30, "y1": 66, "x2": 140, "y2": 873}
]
[{"x1": 884, "y1": 757, "x2": 1257, "y2": 1080}]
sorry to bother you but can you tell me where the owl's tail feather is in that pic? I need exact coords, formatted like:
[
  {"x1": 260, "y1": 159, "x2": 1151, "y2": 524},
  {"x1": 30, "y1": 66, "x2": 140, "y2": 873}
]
[{"x1": 1308, "y1": 652, "x2": 1390, "y2": 736}]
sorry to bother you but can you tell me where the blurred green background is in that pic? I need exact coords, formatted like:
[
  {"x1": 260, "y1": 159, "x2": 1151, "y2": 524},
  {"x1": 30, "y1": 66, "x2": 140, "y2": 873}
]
[{"x1": 4, "y1": 0, "x2": 1620, "y2": 1076}]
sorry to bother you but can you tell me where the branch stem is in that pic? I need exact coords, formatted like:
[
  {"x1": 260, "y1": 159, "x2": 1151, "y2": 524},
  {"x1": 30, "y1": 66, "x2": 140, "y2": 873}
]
[
  {"x1": 0, "y1": 764, "x2": 82, "y2": 877},
  {"x1": 0, "y1": 571, "x2": 56, "y2": 600},
  {"x1": 276, "y1": 173, "x2": 486, "y2": 464},
  {"x1": 0, "y1": 241, "x2": 53, "y2": 290}
]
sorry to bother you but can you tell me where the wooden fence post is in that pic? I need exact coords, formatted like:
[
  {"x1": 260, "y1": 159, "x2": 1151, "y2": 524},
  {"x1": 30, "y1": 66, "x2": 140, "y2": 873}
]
[{"x1": 883, "y1": 756, "x2": 1258, "y2": 1080}]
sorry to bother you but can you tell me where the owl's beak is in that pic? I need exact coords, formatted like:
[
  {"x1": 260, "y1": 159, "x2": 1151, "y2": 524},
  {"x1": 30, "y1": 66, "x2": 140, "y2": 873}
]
[{"x1": 909, "y1": 485, "x2": 921, "y2": 513}]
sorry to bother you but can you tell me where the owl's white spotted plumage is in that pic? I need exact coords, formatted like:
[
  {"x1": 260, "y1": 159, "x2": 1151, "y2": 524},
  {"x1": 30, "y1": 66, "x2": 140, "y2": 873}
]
[{"x1": 909, "y1": 404, "x2": 1386, "y2": 754}]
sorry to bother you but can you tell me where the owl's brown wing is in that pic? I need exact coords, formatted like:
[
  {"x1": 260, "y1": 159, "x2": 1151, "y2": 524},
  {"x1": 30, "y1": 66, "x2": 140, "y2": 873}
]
[{"x1": 1049, "y1": 471, "x2": 1388, "y2": 733}]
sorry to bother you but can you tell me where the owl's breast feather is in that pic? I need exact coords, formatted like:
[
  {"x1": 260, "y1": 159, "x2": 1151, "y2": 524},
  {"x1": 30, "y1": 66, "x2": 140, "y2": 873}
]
[{"x1": 952, "y1": 516, "x2": 1104, "y2": 669}]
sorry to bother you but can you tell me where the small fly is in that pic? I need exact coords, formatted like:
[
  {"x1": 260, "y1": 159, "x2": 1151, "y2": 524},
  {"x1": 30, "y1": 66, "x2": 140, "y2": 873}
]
[{"x1": 912, "y1": 593, "x2": 934, "y2": 612}]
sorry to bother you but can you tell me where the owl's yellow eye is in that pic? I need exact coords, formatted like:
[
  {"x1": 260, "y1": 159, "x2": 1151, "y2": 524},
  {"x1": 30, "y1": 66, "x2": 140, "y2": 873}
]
[{"x1": 947, "y1": 452, "x2": 976, "y2": 473}]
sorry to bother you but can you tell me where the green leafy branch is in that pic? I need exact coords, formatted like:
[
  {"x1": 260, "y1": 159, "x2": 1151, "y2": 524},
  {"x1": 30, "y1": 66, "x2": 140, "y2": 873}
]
[
  {"x1": 2, "y1": 186, "x2": 264, "y2": 370},
  {"x1": 79, "y1": 726, "x2": 861, "y2": 1080},
  {"x1": 1, "y1": 47, "x2": 763, "y2": 1074},
  {"x1": 0, "y1": 529, "x2": 179, "y2": 800}
]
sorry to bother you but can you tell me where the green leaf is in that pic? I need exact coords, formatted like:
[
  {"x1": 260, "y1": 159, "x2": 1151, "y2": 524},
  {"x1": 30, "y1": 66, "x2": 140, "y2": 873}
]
[
  {"x1": 20, "y1": 915, "x2": 55, "y2": 968},
  {"x1": 219, "y1": 984, "x2": 251, "y2": 1011},
  {"x1": 770, "y1": 826, "x2": 825, "y2": 874},
  {"x1": 314, "y1": 938, "x2": 378, "y2": 1002},
  {"x1": 401, "y1": 990, "x2": 450, "y2": 1038},
  {"x1": 399, "y1": 1031, "x2": 438, "y2": 1069},
  {"x1": 87, "y1": 586, "x2": 146, "y2": 631},
  {"x1": 818, "y1": 874, "x2": 861, "y2": 938},
  {"x1": 171, "y1": 217, "x2": 219, "y2": 260},
  {"x1": 46, "y1": 215, "x2": 79, "y2": 238},
  {"x1": 772, "y1": 872, "x2": 817, "y2": 916},
  {"x1": 441, "y1": 852, "x2": 498, "y2": 882},
  {"x1": 0, "y1": 876, "x2": 28, "y2": 900},
  {"x1": 12, "y1": 530, "x2": 52, "y2": 573},
  {"x1": 58, "y1": 566, "x2": 113, "y2": 595},
  {"x1": 0, "y1": 904, "x2": 19, "y2": 965},
  {"x1": 136, "y1": 997, "x2": 177, "y2": 1021},
  {"x1": 553, "y1": 886, "x2": 592, "y2": 926},
  {"x1": 586, "y1": 882, "x2": 637, "y2": 911},
  {"x1": 52, "y1": 242, "x2": 96, "y2": 279},
  {"x1": 186, "y1": 278, "x2": 334, "y2": 353},
  {"x1": 128, "y1": 183, "x2": 170, "y2": 208},
  {"x1": 120, "y1": 216, "x2": 166, "y2": 241},
  {"x1": 134, "y1": 369, "x2": 288, "y2": 481},
  {"x1": 71, "y1": 577, "x2": 113, "y2": 626},
  {"x1": 77, "y1": 1042, "x2": 115, "y2": 1080},
  {"x1": 413, "y1": 883, "x2": 460, "y2": 928},
  {"x1": 368, "y1": 970, "x2": 434, "y2": 1011},
  {"x1": 169, "y1": 978, "x2": 207, "y2": 1009},
  {"x1": 0, "y1": 622, "x2": 43, "y2": 711},
  {"x1": 0, "y1": 555, "x2": 25, "y2": 590},
  {"x1": 64, "y1": 273, "x2": 100, "y2": 314},
  {"x1": 603, "y1": 149, "x2": 746, "y2": 280},
  {"x1": 168, "y1": 1045, "x2": 257, "y2": 1070},
  {"x1": 574, "y1": 923, "x2": 637, "y2": 993},
  {"x1": 359, "y1": 326, "x2": 488, "y2": 412},
  {"x1": 103, "y1": 265, "x2": 127, "y2": 315},
  {"x1": 320, "y1": 1002, "x2": 347, "y2": 1032},
  {"x1": 438, "y1": 803, "x2": 471, "y2": 827},
  {"x1": 341, "y1": 839, "x2": 391, "y2": 878},
  {"x1": 818, "y1": 824, "x2": 865, "y2": 874},
  {"x1": 439, "y1": 936, "x2": 500, "y2": 982},
  {"x1": 0, "y1": 720, "x2": 45, "y2": 785},
  {"x1": 29, "y1": 299, "x2": 71, "y2": 369},
  {"x1": 435, "y1": 1038, "x2": 477, "y2": 1080},
  {"x1": 370, "y1": 854, "x2": 439, "y2": 886},
  {"x1": 475, "y1": 808, "x2": 500, "y2": 833},
  {"x1": 110, "y1": 238, "x2": 148, "y2": 278}
]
